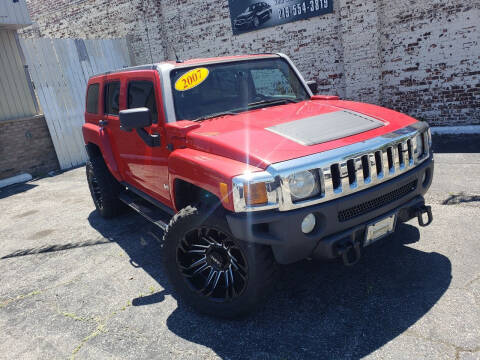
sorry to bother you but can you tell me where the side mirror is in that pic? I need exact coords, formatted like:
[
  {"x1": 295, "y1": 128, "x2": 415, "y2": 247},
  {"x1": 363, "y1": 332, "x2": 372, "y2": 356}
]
[
  {"x1": 306, "y1": 80, "x2": 318, "y2": 95},
  {"x1": 119, "y1": 107, "x2": 152, "y2": 131}
]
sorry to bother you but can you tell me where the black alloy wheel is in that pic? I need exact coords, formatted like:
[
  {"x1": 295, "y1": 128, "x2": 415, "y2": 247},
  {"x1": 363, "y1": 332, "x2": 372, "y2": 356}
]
[
  {"x1": 177, "y1": 227, "x2": 248, "y2": 301},
  {"x1": 163, "y1": 206, "x2": 277, "y2": 318},
  {"x1": 89, "y1": 172, "x2": 103, "y2": 209},
  {"x1": 85, "y1": 156, "x2": 125, "y2": 218}
]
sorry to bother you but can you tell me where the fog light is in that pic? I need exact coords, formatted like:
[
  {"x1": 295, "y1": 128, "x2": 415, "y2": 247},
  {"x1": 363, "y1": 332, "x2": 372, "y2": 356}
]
[{"x1": 301, "y1": 214, "x2": 316, "y2": 234}]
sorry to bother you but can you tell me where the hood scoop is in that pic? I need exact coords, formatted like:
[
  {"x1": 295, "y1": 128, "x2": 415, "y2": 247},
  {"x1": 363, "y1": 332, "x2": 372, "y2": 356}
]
[{"x1": 266, "y1": 110, "x2": 385, "y2": 146}]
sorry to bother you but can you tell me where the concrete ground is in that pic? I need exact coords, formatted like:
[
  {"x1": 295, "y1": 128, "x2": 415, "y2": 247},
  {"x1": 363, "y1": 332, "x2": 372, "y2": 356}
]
[{"x1": 0, "y1": 135, "x2": 479, "y2": 360}]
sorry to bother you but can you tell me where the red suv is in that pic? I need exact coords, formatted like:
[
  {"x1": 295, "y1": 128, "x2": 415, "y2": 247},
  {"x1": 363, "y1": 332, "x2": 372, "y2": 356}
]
[{"x1": 83, "y1": 54, "x2": 434, "y2": 318}]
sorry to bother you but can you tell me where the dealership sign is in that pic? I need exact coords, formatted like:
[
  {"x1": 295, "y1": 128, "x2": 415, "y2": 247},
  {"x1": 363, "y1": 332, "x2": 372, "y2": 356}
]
[{"x1": 228, "y1": 0, "x2": 333, "y2": 35}]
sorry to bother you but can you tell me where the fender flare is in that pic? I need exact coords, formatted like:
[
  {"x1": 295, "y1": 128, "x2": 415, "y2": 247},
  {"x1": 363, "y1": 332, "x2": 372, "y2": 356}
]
[
  {"x1": 168, "y1": 148, "x2": 263, "y2": 213},
  {"x1": 82, "y1": 123, "x2": 122, "y2": 181}
]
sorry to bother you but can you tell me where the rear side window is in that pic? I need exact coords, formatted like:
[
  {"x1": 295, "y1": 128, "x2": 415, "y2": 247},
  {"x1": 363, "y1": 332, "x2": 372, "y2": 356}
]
[
  {"x1": 104, "y1": 81, "x2": 120, "y2": 115},
  {"x1": 86, "y1": 83, "x2": 99, "y2": 114},
  {"x1": 127, "y1": 81, "x2": 158, "y2": 122}
]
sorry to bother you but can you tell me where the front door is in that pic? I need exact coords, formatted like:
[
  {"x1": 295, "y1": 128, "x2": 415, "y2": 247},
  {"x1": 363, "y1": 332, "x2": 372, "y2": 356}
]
[{"x1": 106, "y1": 71, "x2": 172, "y2": 206}]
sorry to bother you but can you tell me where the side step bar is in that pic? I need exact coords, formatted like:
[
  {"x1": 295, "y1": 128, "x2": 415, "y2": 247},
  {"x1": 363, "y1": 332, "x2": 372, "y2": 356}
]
[{"x1": 119, "y1": 191, "x2": 172, "y2": 230}]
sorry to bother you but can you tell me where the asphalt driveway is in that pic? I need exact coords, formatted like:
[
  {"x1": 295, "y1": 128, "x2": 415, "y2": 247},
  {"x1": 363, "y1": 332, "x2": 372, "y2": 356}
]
[{"x1": 0, "y1": 135, "x2": 479, "y2": 360}]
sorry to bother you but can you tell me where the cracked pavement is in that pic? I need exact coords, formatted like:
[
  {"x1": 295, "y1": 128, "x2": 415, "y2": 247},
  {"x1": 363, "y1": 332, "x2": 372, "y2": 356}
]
[{"x1": 0, "y1": 135, "x2": 479, "y2": 359}]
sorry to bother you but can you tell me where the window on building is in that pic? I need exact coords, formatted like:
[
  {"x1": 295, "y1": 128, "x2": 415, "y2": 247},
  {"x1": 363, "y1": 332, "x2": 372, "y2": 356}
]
[
  {"x1": 127, "y1": 81, "x2": 158, "y2": 122},
  {"x1": 86, "y1": 83, "x2": 99, "y2": 114},
  {"x1": 104, "y1": 81, "x2": 120, "y2": 115}
]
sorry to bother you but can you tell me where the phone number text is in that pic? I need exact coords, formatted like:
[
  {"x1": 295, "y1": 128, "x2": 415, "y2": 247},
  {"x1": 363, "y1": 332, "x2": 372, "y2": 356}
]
[{"x1": 276, "y1": 0, "x2": 329, "y2": 19}]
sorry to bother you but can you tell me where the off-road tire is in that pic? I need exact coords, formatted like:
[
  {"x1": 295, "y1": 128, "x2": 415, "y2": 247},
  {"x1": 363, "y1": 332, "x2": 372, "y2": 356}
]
[
  {"x1": 163, "y1": 206, "x2": 277, "y2": 318},
  {"x1": 86, "y1": 156, "x2": 125, "y2": 218}
]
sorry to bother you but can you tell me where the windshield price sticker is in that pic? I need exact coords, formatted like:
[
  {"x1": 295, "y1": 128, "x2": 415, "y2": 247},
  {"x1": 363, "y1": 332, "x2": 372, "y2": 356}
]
[{"x1": 175, "y1": 68, "x2": 209, "y2": 91}]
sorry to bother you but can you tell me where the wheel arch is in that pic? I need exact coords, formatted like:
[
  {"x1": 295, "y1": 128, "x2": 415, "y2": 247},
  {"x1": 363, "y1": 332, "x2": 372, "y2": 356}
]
[
  {"x1": 168, "y1": 148, "x2": 263, "y2": 213},
  {"x1": 82, "y1": 123, "x2": 122, "y2": 181},
  {"x1": 173, "y1": 178, "x2": 222, "y2": 213}
]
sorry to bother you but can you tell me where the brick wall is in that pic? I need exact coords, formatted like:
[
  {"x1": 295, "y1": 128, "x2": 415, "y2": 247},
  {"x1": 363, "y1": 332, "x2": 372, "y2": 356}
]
[
  {"x1": 21, "y1": 0, "x2": 480, "y2": 126},
  {"x1": 0, "y1": 116, "x2": 59, "y2": 179}
]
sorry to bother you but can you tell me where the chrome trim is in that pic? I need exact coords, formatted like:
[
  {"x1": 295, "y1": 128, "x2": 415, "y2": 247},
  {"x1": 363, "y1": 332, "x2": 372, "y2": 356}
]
[
  {"x1": 156, "y1": 63, "x2": 176, "y2": 123},
  {"x1": 276, "y1": 53, "x2": 313, "y2": 97},
  {"x1": 232, "y1": 122, "x2": 431, "y2": 212},
  {"x1": 232, "y1": 172, "x2": 278, "y2": 212}
]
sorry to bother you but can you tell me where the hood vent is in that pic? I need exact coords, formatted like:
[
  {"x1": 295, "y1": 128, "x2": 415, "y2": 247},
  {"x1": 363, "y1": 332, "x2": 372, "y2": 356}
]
[{"x1": 266, "y1": 110, "x2": 385, "y2": 146}]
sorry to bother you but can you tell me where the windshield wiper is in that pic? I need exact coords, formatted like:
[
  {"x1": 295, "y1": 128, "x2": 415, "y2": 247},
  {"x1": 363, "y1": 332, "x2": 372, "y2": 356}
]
[
  {"x1": 190, "y1": 98, "x2": 303, "y2": 121},
  {"x1": 247, "y1": 98, "x2": 302, "y2": 109},
  {"x1": 192, "y1": 111, "x2": 240, "y2": 122}
]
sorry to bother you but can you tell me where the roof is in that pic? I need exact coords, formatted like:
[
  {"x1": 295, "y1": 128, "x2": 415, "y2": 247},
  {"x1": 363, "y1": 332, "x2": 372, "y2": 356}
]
[{"x1": 91, "y1": 53, "x2": 280, "y2": 78}]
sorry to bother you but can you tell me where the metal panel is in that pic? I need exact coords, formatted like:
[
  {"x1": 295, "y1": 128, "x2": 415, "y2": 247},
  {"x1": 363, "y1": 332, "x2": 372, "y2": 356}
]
[
  {"x1": 0, "y1": 29, "x2": 37, "y2": 121},
  {"x1": 266, "y1": 110, "x2": 384, "y2": 146},
  {"x1": 0, "y1": 0, "x2": 31, "y2": 28},
  {"x1": 20, "y1": 37, "x2": 131, "y2": 169}
]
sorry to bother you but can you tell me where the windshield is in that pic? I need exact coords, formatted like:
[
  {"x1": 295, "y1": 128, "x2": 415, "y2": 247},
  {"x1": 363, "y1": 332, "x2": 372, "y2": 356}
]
[{"x1": 170, "y1": 58, "x2": 310, "y2": 121}]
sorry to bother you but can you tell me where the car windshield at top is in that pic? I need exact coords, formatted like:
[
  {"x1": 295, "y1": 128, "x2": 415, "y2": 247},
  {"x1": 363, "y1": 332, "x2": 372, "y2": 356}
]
[{"x1": 170, "y1": 58, "x2": 310, "y2": 121}]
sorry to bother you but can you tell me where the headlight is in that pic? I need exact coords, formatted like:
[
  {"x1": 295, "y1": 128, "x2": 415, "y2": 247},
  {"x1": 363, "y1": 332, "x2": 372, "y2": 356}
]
[
  {"x1": 415, "y1": 133, "x2": 424, "y2": 157},
  {"x1": 288, "y1": 170, "x2": 320, "y2": 202}
]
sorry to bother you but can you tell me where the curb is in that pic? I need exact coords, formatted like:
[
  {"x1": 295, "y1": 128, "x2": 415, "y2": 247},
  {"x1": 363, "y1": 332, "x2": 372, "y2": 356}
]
[
  {"x1": 431, "y1": 125, "x2": 480, "y2": 135},
  {"x1": 0, "y1": 173, "x2": 33, "y2": 189}
]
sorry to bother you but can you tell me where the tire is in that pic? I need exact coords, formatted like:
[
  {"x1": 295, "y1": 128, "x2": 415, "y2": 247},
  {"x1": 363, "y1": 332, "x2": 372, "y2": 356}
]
[
  {"x1": 163, "y1": 206, "x2": 277, "y2": 318},
  {"x1": 86, "y1": 156, "x2": 125, "y2": 218}
]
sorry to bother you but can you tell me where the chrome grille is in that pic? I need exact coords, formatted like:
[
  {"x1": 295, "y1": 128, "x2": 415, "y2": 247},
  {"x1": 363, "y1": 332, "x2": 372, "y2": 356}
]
[{"x1": 326, "y1": 136, "x2": 421, "y2": 197}]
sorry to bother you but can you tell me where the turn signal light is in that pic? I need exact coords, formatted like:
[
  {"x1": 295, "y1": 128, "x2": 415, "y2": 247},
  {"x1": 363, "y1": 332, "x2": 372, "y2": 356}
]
[
  {"x1": 244, "y1": 182, "x2": 268, "y2": 206},
  {"x1": 219, "y1": 182, "x2": 229, "y2": 204}
]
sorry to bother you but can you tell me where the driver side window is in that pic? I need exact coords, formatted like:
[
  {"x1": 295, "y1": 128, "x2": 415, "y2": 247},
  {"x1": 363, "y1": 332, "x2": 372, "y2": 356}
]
[{"x1": 127, "y1": 80, "x2": 158, "y2": 123}]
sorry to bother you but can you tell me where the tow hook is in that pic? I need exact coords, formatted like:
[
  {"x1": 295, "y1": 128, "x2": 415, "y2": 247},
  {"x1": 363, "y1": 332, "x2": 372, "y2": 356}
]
[
  {"x1": 416, "y1": 205, "x2": 433, "y2": 227},
  {"x1": 337, "y1": 240, "x2": 362, "y2": 266}
]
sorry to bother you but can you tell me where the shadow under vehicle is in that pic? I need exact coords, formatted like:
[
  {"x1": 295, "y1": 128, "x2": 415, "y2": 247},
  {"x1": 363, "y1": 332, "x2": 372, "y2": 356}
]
[{"x1": 88, "y1": 211, "x2": 451, "y2": 359}]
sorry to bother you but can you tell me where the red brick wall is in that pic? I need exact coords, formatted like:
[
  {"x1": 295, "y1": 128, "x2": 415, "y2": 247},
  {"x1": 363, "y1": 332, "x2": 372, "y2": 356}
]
[
  {"x1": 0, "y1": 116, "x2": 59, "y2": 179},
  {"x1": 21, "y1": 0, "x2": 480, "y2": 126}
]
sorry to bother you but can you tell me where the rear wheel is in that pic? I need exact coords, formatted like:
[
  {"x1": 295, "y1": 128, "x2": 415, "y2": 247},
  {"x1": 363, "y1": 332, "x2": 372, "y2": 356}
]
[
  {"x1": 163, "y1": 206, "x2": 277, "y2": 318},
  {"x1": 86, "y1": 156, "x2": 125, "y2": 218}
]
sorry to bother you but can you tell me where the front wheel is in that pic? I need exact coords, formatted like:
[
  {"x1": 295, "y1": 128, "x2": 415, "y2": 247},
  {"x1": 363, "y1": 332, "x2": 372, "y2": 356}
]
[{"x1": 163, "y1": 206, "x2": 277, "y2": 318}]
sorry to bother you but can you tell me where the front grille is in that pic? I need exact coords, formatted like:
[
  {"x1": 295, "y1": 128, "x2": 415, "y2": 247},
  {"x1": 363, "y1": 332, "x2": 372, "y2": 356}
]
[
  {"x1": 338, "y1": 180, "x2": 418, "y2": 222},
  {"x1": 328, "y1": 140, "x2": 414, "y2": 195}
]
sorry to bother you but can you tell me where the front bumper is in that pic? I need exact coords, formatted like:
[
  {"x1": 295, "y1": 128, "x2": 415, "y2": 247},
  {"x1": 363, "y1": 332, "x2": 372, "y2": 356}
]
[{"x1": 226, "y1": 155, "x2": 434, "y2": 264}]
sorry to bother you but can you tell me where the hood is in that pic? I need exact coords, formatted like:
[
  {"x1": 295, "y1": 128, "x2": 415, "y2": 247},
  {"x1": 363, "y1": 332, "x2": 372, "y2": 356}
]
[{"x1": 185, "y1": 99, "x2": 417, "y2": 169}]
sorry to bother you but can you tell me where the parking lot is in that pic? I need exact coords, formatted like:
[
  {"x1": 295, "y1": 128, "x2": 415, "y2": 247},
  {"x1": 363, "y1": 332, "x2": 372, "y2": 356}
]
[{"x1": 0, "y1": 135, "x2": 479, "y2": 360}]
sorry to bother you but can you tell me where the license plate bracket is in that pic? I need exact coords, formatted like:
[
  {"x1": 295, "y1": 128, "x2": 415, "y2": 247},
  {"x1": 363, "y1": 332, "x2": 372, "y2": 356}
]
[{"x1": 364, "y1": 214, "x2": 397, "y2": 247}]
